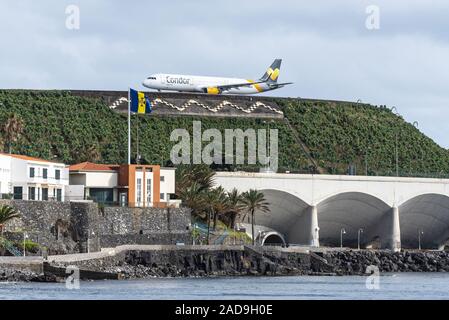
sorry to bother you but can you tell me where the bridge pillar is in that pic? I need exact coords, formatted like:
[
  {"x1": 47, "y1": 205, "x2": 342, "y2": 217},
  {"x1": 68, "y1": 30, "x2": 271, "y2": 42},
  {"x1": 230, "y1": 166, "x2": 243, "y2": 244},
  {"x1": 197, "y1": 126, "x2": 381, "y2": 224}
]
[
  {"x1": 385, "y1": 206, "x2": 401, "y2": 252},
  {"x1": 307, "y1": 206, "x2": 320, "y2": 247}
]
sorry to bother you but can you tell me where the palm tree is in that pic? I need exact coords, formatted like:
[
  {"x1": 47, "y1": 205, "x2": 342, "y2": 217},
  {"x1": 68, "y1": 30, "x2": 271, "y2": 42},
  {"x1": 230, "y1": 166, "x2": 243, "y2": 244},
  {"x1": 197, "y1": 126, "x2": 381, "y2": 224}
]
[
  {"x1": 175, "y1": 165, "x2": 215, "y2": 197},
  {"x1": 0, "y1": 205, "x2": 20, "y2": 235},
  {"x1": 3, "y1": 113, "x2": 24, "y2": 154},
  {"x1": 211, "y1": 187, "x2": 228, "y2": 231},
  {"x1": 241, "y1": 189, "x2": 270, "y2": 245},
  {"x1": 178, "y1": 182, "x2": 206, "y2": 217},
  {"x1": 225, "y1": 188, "x2": 243, "y2": 229}
]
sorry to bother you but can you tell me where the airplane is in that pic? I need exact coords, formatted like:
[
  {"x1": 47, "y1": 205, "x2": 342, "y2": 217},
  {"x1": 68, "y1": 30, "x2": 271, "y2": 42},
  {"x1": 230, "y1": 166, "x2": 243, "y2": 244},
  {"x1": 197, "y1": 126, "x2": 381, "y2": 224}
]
[{"x1": 142, "y1": 59, "x2": 292, "y2": 95}]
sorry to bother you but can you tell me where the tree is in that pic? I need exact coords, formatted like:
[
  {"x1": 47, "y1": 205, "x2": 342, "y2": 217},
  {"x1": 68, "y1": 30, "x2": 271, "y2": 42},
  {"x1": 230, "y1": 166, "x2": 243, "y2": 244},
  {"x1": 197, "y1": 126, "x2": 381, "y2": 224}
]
[
  {"x1": 210, "y1": 186, "x2": 228, "y2": 231},
  {"x1": 0, "y1": 205, "x2": 20, "y2": 235},
  {"x1": 178, "y1": 182, "x2": 206, "y2": 218},
  {"x1": 3, "y1": 113, "x2": 24, "y2": 153},
  {"x1": 175, "y1": 164, "x2": 215, "y2": 197},
  {"x1": 241, "y1": 189, "x2": 270, "y2": 245},
  {"x1": 225, "y1": 188, "x2": 243, "y2": 229}
]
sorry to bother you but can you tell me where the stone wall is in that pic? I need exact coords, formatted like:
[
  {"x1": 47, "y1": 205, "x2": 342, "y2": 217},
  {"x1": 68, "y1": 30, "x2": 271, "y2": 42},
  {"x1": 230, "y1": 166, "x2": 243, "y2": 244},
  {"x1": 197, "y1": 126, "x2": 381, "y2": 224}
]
[
  {"x1": 0, "y1": 200, "x2": 98, "y2": 255},
  {"x1": 0, "y1": 200, "x2": 192, "y2": 254},
  {"x1": 98, "y1": 207, "x2": 192, "y2": 247},
  {"x1": 50, "y1": 246, "x2": 312, "y2": 278}
]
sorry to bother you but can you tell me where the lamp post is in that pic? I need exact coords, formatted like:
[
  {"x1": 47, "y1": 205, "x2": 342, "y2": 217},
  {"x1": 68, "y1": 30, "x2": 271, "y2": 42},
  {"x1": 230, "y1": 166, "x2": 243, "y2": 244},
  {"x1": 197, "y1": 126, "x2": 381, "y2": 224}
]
[
  {"x1": 418, "y1": 229, "x2": 424, "y2": 250},
  {"x1": 340, "y1": 228, "x2": 346, "y2": 248},
  {"x1": 357, "y1": 228, "x2": 364, "y2": 250},
  {"x1": 395, "y1": 132, "x2": 399, "y2": 177},
  {"x1": 390, "y1": 107, "x2": 401, "y2": 177},
  {"x1": 23, "y1": 232, "x2": 28, "y2": 257}
]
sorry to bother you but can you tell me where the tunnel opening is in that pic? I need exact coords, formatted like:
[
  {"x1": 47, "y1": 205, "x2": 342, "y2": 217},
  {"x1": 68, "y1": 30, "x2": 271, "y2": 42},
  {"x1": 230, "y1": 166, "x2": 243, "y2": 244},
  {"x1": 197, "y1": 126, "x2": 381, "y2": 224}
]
[
  {"x1": 255, "y1": 189, "x2": 310, "y2": 242},
  {"x1": 261, "y1": 233, "x2": 286, "y2": 246},
  {"x1": 317, "y1": 192, "x2": 391, "y2": 248},
  {"x1": 399, "y1": 193, "x2": 449, "y2": 250}
]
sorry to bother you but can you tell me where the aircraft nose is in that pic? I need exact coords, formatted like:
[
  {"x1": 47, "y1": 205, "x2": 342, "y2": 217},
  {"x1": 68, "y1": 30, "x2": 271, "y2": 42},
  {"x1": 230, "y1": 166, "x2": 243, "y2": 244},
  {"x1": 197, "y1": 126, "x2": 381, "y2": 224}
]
[{"x1": 142, "y1": 79, "x2": 150, "y2": 87}]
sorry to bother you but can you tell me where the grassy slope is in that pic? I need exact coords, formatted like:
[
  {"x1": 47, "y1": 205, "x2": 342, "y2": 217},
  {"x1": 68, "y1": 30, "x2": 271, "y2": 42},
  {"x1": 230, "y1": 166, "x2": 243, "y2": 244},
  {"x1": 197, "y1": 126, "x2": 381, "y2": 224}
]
[
  {"x1": 278, "y1": 99, "x2": 449, "y2": 176},
  {"x1": 0, "y1": 90, "x2": 447, "y2": 176}
]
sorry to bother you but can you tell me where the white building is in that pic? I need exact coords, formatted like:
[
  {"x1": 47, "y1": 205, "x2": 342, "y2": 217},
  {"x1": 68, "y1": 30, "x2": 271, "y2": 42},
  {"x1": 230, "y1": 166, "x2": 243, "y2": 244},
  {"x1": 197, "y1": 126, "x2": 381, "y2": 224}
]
[{"x1": 0, "y1": 153, "x2": 68, "y2": 201}]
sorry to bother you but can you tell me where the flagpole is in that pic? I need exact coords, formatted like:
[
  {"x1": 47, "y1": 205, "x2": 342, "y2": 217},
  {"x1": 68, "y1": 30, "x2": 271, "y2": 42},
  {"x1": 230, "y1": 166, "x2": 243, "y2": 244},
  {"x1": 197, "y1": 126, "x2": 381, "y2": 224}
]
[{"x1": 128, "y1": 88, "x2": 131, "y2": 165}]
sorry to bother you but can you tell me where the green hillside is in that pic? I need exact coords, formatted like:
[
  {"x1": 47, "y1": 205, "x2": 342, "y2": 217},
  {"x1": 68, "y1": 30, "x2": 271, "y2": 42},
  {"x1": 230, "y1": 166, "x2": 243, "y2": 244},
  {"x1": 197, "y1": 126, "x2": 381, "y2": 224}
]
[
  {"x1": 0, "y1": 90, "x2": 447, "y2": 177},
  {"x1": 278, "y1": 99, "x2": 449, "y2": 176}
]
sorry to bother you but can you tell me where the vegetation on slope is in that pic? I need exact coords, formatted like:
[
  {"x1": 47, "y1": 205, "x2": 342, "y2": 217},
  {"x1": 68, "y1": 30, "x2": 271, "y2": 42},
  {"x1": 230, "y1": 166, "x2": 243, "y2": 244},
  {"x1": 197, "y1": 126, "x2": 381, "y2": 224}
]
[
  {"x1": 278, "y1": 99, "x2": 449, "y2": 176},
  {"x1": 0, "y1": 90, "x2": 448, "y2": 177},
  {"x1": 0, "y1": 90, "x2": 308, "y2": 170}
]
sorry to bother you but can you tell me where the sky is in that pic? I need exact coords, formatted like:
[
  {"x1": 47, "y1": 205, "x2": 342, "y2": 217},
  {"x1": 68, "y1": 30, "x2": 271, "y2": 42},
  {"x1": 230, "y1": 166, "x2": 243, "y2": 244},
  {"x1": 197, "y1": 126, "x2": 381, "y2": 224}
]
[{"x1": 1, "y1": 1, "x2": 449, "y2": 147}]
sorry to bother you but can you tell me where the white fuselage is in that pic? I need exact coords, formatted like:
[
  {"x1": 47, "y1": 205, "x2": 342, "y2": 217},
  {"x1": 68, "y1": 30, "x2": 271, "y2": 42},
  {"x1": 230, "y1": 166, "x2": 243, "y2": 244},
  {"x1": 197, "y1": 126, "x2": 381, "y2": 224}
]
[{"x1": 142, "y1": 74, "x2": 269, "y2": 94}]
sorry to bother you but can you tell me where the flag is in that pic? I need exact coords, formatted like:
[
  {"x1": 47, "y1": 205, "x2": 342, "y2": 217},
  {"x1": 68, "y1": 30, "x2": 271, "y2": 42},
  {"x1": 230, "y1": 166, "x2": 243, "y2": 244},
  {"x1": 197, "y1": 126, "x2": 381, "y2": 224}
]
[{"x1": 129, "y1": 88, "x2": 152, "y2": 114}]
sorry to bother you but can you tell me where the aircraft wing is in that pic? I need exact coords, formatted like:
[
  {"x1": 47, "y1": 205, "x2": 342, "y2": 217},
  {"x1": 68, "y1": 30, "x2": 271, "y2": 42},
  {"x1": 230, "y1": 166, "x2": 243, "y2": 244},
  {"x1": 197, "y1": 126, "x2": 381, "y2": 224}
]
[{"x1": 271, "y1": 82, "x2": 293, "y2": 87}]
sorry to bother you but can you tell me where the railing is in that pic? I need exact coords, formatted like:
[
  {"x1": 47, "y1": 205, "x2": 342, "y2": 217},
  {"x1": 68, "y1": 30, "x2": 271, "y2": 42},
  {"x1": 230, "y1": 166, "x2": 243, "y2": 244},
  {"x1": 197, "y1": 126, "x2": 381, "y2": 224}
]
[
  {"x1": 0, "y1": 237, "x2": 23, "y2": 256},
  {"x1": 219, "y1": 166, "x2": 449, "y2": 179},
  {"x1": 0, "y1": 195, "x2": 180, "y2": 209}
]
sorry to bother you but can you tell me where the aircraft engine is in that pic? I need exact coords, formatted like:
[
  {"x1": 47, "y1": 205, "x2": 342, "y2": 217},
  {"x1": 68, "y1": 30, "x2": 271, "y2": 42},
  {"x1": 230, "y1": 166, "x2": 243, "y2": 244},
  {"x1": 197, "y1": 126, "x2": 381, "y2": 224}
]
[{"x1": 205, "y1": 87, "x2": 221, "y2": 95}]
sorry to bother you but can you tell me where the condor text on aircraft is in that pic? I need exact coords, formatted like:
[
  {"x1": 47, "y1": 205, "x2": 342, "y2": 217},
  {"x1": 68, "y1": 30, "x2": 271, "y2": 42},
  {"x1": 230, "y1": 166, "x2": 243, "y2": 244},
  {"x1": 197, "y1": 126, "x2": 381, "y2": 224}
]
[{"x1": 142, "y1": 59, "x2": 292, "y2": 95}]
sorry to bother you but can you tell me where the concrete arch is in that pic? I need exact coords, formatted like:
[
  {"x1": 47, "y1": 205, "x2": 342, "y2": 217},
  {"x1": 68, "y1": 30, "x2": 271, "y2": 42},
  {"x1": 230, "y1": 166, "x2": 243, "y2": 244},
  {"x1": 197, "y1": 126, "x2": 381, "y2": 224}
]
[
  {"x1": 260, "y1": 231, "x2": 286, "y2": 246},
  {"x1": 316, "y1": 192, "x2": 392, "y2": 248},
  {"x1": 399, "y1": 193, "x2": 449, "y2": 249},
  {"x1": 255, "y1": 189, "x2": 310, "y2": 241}
]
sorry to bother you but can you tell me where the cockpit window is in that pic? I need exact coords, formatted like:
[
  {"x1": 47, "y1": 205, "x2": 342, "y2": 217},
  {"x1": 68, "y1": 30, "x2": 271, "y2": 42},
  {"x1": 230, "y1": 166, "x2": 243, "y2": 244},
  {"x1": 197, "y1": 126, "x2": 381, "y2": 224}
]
[{"x1": 147, "y1": 77, "x2": 156, "y2": 80}]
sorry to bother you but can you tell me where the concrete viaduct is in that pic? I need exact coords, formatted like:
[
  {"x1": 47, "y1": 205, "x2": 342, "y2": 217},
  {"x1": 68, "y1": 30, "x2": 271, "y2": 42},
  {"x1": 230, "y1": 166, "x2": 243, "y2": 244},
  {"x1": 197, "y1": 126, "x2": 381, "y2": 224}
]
[{"x1": 215, "y1": 172, "x2": 449, "y2": 251}]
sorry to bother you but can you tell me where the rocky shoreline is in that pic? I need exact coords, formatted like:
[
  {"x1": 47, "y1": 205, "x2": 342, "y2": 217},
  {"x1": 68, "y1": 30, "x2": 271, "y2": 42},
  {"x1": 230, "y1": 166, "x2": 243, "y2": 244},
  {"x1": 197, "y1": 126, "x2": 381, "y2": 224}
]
[
  {"x1": 2, "y1": 248, "x2": 449, "y2": 282},
  {"x1": 0, "y1": 268, "x2": 57, "y2": 282},
  {"x1": 321, "y1": 250, "x2": 449, "y2": 275}
]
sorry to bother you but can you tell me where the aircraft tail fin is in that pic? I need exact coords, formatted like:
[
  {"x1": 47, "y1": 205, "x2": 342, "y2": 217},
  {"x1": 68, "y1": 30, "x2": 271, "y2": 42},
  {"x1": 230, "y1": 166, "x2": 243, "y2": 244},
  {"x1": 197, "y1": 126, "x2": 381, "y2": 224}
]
[{"x1": 260, "y1": 59, "x2": 282, "y2": 83}]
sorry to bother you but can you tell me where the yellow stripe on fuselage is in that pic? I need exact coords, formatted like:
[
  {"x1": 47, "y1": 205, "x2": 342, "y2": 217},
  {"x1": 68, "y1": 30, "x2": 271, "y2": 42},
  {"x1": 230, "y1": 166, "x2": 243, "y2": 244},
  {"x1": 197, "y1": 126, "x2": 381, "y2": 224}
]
[
  {"x1": 247, "y1": 79, "x2": 264, "y2": 93},
  {"x1": 137, "y1": 91, "x2": 146, "y2": 113}
]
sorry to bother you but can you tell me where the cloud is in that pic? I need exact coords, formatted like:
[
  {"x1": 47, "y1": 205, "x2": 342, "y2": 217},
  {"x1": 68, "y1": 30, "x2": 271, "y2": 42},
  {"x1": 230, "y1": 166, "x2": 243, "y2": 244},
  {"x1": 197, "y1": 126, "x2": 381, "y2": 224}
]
[{"x1": 0, "y1": 1, "x2": 448, "y2": 147}]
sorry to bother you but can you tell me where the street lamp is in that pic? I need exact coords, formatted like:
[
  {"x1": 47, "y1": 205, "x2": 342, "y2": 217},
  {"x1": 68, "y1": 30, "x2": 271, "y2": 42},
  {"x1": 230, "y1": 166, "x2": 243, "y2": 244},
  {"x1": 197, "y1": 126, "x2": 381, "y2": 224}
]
[
  {"x1": 340, "y1": 228, "x2": 346, "y2": 248},
  {"x1": 418, "y1": 229, "x2": 424, "y2": 250},
  {"x1": 23, "y1": 232, "x2": 29, "y2": 257},
  {"x1": 390, "y1": 108, "x2": 401, "y2": 177},
  {"x1": 357, "y1": 228, "x2": 364, "y2": 250}
]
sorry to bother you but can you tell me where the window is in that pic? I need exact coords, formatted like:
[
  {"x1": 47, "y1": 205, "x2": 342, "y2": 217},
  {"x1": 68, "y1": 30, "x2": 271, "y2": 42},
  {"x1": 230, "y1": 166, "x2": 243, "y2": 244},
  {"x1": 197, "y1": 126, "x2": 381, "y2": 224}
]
[
  {"x1": 29, "y1": 167, "x2": 35, "y2": 178},
  {"x1": 28, "y1": 187, "x2": 35, "y2": 200},
  {"x1": 89, "y1": 188, "x2": 113, "y2": 204},
  {"x1": 42, "y1": 188, "x2": 48, "y2": 201},
  {"x1": 13, "y1": 187, "x2": 22, "y2": 200},
  {"x1": 43, "y1": 168, "x2": 48, "y2": 179},
  {"x1": 55, "y1": 169, "x2": 61, "y2": 180},
  {"x1": 160, "y1": 176, "x2": 165, "y2": 182},
  {"x1": 56, "y1": 189, "x2": 62, "y2": 201},
  {"x1": 136, "y1": 178, "x2": 142, "y2": 205},
  {"x1": 146, "y1": 178, "x2": 152, "y2": 204},
  {"x1": 160, "y1": 193, "x2": 165, "y2": 200}
]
